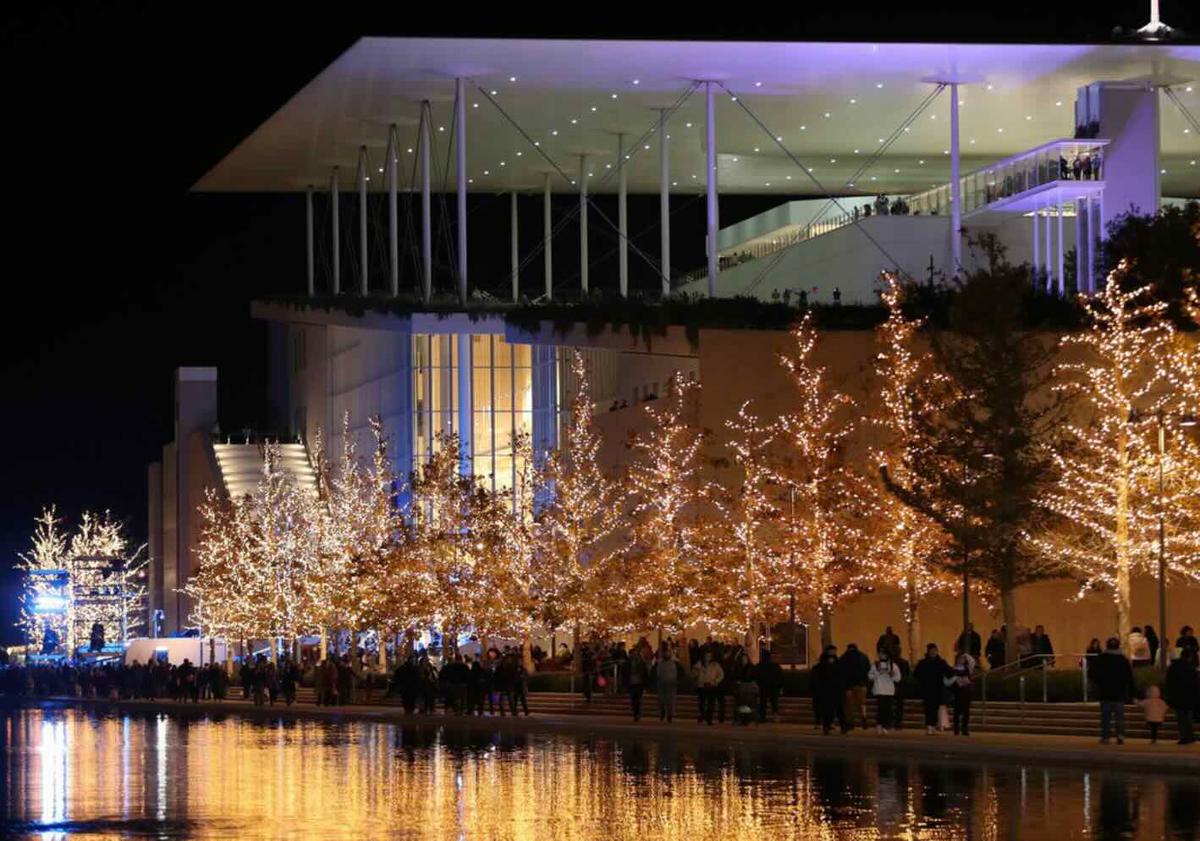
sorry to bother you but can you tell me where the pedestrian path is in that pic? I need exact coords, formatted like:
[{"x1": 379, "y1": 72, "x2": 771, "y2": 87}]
[{"x1": 36, "y1": 693, "x2": 1200, "y2": 773}]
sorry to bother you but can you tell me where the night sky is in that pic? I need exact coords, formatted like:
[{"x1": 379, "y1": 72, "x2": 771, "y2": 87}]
[{"x1": 2, "y1": 3, "x2": 1197, "y2": 644}]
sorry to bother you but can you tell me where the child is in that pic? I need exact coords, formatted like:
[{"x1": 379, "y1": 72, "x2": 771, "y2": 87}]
[{"x1": 1139, "y1": 685, "x2": 1167, "y2": 743}]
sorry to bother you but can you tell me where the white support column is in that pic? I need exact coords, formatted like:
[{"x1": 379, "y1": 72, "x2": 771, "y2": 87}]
[
  {"x1": 357, "y1": 146, "x2": 368, "y2": 295},
  {"x1": 659, "y1": 108, "x2": 671, "y2": 296},
  {"x1": 1044, "y1": 197, "x2": 1053, "y2": 293},
  {"x1": 705, "y1": 81, "x2": 719, "y2": 298},
  {"x1": 387, "y1": 125, "x2": 399, "y2": 297},
  {"x1": 331, "y1": 167, "x2": 341, "y2": 295},
  {"x1": 617, "y1": 132, "x2": 628, "y2": 298},
  {"x1": 456, "y1": 333, "x2": 473, "y2": 477},
  {"x1": 510, "y1": 191, "x2": 519, "y2": 302},
  {"x1": 579, "y1": 154, "x2": 589, "y2": 296},
  {"x1": 1032, "y1": 206, "x2": 1040, "y2": 281},
  {"x1": 949, "y1": 82, "x2": 962, "y2": 275},
  {"x1": 543, "y1": 173, "x2": 553, "y2": 301},
  {"x1": 1090, "y1": 194, "x2": 1102, "y2": 291},
  {"x1": 420, "y1": 102, "x2": 432, "y2": 303},
  {"x1": 305, "y1": 185, "x2": 314, "y2": 296},
  {"x1": 1056, "y1": 197, "x2": 1065, "y2": 296},
  {"x1": 1080, "y1": 197, "x2": 1089, "y2": 295},
  {"x1": 455, "y1": 77, "x2": 468, "y2": 303}
]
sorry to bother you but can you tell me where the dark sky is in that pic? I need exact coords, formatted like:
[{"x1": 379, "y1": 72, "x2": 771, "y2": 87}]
[{"x1": 1, "y1": 2, "x2": 1197, "y2": 644}]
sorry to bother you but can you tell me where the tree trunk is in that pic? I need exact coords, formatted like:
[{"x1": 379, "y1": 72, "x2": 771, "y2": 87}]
[
  {"x1": 573, "y1": 624, "x2": 581, "y2": 670},
  {"x1": 905, "y1": 584, "x2": 921, "y2": 663},
  {"x1": 522, "y1": 632, "x2": 534, "y2": 671},
  {"x1": 377, "y1": 630, "x2": 388, "y2": 673},
  {"x1": 1115, "y1": 471, "x2": 1132, "y2": 645},
  {"x1": 319, "y1": 627, "x2": 328, "y2": 662},
  {"x1": 1001, "y1": 588, "x2": 1018, "y2": 665},
  {"x1": 819, "y1": 605, "x2": 833, "y2": 649}
]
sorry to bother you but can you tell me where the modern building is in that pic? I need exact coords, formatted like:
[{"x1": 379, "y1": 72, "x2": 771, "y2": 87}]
[{"x1": 148, "y1": 38, "x2": 1200, "y2": 649}]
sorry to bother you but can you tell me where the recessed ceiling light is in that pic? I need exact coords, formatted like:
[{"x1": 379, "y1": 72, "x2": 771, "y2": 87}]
[
  {"x1": 571, "y1": 118, "x2": 578, "y2": 124},
  {"x1": 930, "y1": 114, "x2": 937, "y2": 120},
  {"x1": 534, "y1": 141, "x2": 540, "y2": 146},
  {"x1": 732, "y1": 156, "x2": 739, "y2": 162},
  {"x1": 958, "y1": 99, "x2": 965, "y2": 105},
  {"x1": 610, "y1": 93, "x2": 618, "y2": 99},
  {"x1": 483, "y1": 170, "x2": 490, "y2": 175},
  {"x1": 824, "y1": 112, "x2": 831, "y2": 118},
  {"x1": 407, "y1": 147, "x2": 413, "y2": 153},
  {"x1": 590, "y1": 106, "x2": 597, "y2": 112},
  {"x1": 765, "y1": 182, "x2": 771, "y2": 187},
  {"x1": 672, "y1": 181, "x2": 678, "y2": 186},
  {"x1": 644, "y1": 144, "x2": 651, "y2": 150},
  {"x1": 776, "y1": 136, "x2": 783, "y2": 141},
  {"x1": 986, "y1": 84, "x2": 994, "y2": 90},
  {"x1": 1192, "y1": 160, "x2": 1197, "y2": 166},
  {"x1": 730, "y1": 96, "x2": 738, "y2": 101},
  {"x1": 490, "y1": 90, "x2": 498, "y2": 96},
  {"x1": 1161, "y1": 168, "x2": 1167, "y2": 174},
  {"x1": 516, "y1": 151, "x2": 523, "y2": 156},
  {"x1": 754, "y1": 147, "x2": 760, "y2": 152},
  {"x1": 500, "y1": 161, "x2": 506, "y2": 166},
  {"x1": 894, "y1": 168, "x2": 900, "y2": 173},
  {"x1": 830, "y1": 158, "x2": 836, "y2": 163},
  {"x1": 870, "y1": 176, "x2": 877, "y2": 181},
  {"x1": 509, "y1": 76, "x2": 516, "y2": 82},
  {"x1": 473, "y1": 103, "x2": 479, "y2": 108},
  {"x1": 970, "y1": 139, "x2": 976, "y2": 144},
  {"x1": 876, "y1": 82, "x2": 884, "y2": 88},
  {"x1": 686, "y1": 122, "x2": 693, "y2": 128},
  {"x1": 364, "y1": 176, "x2": 370, "y2": 182},
  {"x1": 785, "y1": 175, "x2": 792, "y2": 180},
  {"x1": 1055, "y1": 100, "x2": 1063, "y2": 106},
  {"x1": 468, "y1": 178, "x2": 473, "y2": 184},
  {"x1": 691, "y1": 174, "x2": 697, "y2": 179},
  {"x1": 552, "y1": 130, "x2": 558, "y2": 136},
  {"x1": 849, "y1": 98, "x2": 856, "y2": 104},
  {"x1": 853, "y1": 149, "x2": 860, "y2": 154},
  {"x1": 588, "y1": 172, "x2": 594, "y2": 177},
  {"x1": 1186, "y1": 86, "x2": 1193, "y2": 92},
  {"x1": 378, "y1": 167, "x2": 383, "y2": 172},
  {"x1": 943, "y1": 149, "x2": 949, "y2": 154},
  {"x1": 878, "y1": 138, "x2": 884, "y2": 143},
  {"x1": 755, "y1": 81, "x2": 763, "y2": 87},
  {"x1": 624, "y1": 154, "x2": 630, "y2": 159},
  {"x1": 605, "y1": 163, "x2": 611, "y2": 168},
  {"x1": 632, "y1": 79, "x2": 640, "y2": 85},
  {"x1": 903, "y1": 127, "x2": 910, "y2": 132},
  {"x1": 997, "y1": 128, "x2": 1004, "y2": 133},
  {"x1": 1025, "y1": 115, "x2": 1032, "y2": 120},
  {"x1": 919, "y1": 159, "x2": 925, "y2": 165},
  {"x1": 438, "y1": 126, "x2": 445, "y2": 132}
]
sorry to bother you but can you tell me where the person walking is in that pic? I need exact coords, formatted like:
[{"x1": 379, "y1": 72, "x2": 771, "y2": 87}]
[
  {"x1": 1128, "y1": 627, "x2": 1152, "y2": 667},
  {"x1": 946, "y1": 652, "x2": 975, "y2": 735},
  {"x1": 755, "y1": 649, "x2": 784, "y2": 723},
  {"x1": 810, "y1": 646, "x2": 844, "y2": 735},
  {"x1": 868, "y1": 649, "x2": 901, "y2": 733},
  {"x1": 955, "y1": 623, "x2": 982, "y2": 662},
  {"x1": 876, "y1": 627, "x2": 901, "y2": 660},
  {"x1": 839, "y1": 644, "x2": 871, "y2": 731},
  {"x1": 913, "y1": 643, "x2": 952, "y2": 735},
  {"x1": 1166, "y1": 648, "x2": 1198, "y2": 745},
  {"x1": 985, "y1": 630, "x2": 1005, "y2": 670},
  {"x1": 1093, "y1": 637, "x2": 1135, "y2": 744},
  {"x1": 1138, "y1": 685, "x2": 1167, "y2": 744},
  {"x1": 654, "y1": 648, "x2": 681, "y2": 723},
  {"x1": 693, "y1": 650, "x2": 724, "y2": 725},
  {"x1": 1144, "y1": 624, "x2": 1160, "y2": 667},
  {"x1": 628, "y1": 649, "x2": 650, "y2": 721}
]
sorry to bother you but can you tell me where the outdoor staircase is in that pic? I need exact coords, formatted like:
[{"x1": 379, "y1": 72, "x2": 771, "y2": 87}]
[
  {"x1": 211, "y1": 441, "x2": 318, "y2": 500},
  {"x1": 222, "y1": 687, "x2": 1180, "y2": 741}
]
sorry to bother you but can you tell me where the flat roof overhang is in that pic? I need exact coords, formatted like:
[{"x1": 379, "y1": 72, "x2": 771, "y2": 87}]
[{"x1": 196, "y1": 39, "x2": 1200, "y2": 199}]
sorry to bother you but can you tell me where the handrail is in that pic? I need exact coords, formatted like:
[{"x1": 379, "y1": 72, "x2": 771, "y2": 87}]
[{"x1": 979, "y1": 653, "x2": 1092, "y2": 724}]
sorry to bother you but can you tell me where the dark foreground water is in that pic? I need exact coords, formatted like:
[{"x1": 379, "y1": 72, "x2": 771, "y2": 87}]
[{"x1": 1, "y1": 707, "x2": 1198, "y2": 840}]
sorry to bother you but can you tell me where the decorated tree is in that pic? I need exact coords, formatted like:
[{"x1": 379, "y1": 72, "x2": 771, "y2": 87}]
[
  {"x1": 618, "y1": 374, "x2": 714, "y2": 637},
  {"x1": 530, "y1": 352, "x2": 620, "y2": 641},
  {"x1": 776, "y1": 313, "x2": 870, "y2": 647},
  {"x1": 409, "y1": 431, "x2": 495, "y2": 649},
  {"x1": 1042, "y1": 269, "x2": 1200, "y2": 637},
  {"x1": 869, "y1": 277, "x2": 956, "y2": 658},
  {"x1": 185, "y1": 490, "x2": 258, "y2": 647},
  {"x1": 708, "y1": 402, "x2": 789, "y2": 654},
  {"x1": 18, "y1": 506, "x2": 147, "y2": 653}
]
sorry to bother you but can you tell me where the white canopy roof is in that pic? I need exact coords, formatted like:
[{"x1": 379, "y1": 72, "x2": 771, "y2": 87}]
[{"x1": 195, "y1": 38, "x2": 1200, "y2": 197}]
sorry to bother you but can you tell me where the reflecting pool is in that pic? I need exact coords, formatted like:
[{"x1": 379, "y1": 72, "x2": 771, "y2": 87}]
[{"x1": 2, "y1": 706, "x2": 1197, "y2": 839}]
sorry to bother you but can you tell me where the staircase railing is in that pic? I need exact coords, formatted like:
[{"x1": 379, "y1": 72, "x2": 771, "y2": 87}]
[{"x1": 979, "y1": 653, "x2": 1091, "y2": 723}]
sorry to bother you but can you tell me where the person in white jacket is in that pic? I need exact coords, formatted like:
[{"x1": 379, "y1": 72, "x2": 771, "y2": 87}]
[{"x1": 868, "y1": 651, "x2": 902, "y2": 733}]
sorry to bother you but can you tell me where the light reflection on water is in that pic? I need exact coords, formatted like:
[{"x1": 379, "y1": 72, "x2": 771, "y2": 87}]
[{"x1": 1, "y1": 706, "x2": 1197, "y2": 840}]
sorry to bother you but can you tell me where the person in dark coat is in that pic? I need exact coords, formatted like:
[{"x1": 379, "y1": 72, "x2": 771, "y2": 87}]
[
  {"x1": 627, "y1": 650, "x2": 651, "y2": 721},
  {"x1": 913, "y1": 643, "x2": 952, "y2": 734},
  {"x1": 876, "y1": 627, "x2": 901, "y2": 660},
  {"x1": 755, "y1": 649, "x2": 784, "y2": 722},
  {"x1": 892, "y1": 652, "x2": 911, "y2": 730},
  {"x1": 1030, "y1": 625, "x2": 1054, "y2": 666},
  {"x1": 810, "y1": 646, "x2": 845, "y2": 734},
  {"x1": 1092, "y1": 636, "x2": 1135, "y2": 744},
  {"x1": 984, "y1": 630, "x2": 1005, "y2": 670},
  {"x1": 838, "y1": 644, "x2": 871, "y2": 731},
  {"x1": 1165, "y1": 648, "x2": 1199, "y2": 744},
  {"x1": 955, "y1": 623, "x2": 982, "y2": 661},
  {"x1": 1143, "y1": 624, "x2": 1160, "y2": 667}
]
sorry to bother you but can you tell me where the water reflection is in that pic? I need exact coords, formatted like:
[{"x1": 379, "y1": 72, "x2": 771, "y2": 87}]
[{"x1": 0, "y1": 707, "x2": 1197, "y2": 840}]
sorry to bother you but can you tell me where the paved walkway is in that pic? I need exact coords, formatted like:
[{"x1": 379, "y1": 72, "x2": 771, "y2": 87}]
[{"x1": 25, "y1": 695, "x2": 1200, "y2": 773}]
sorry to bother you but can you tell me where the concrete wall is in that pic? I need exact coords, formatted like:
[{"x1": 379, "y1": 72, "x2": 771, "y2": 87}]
[
  {"x1": 703, "y1": 215, "x2": 952, "y2": 305},
  {"x1": 146, "y1": 461, "x2": 163, "y2": 634}
]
